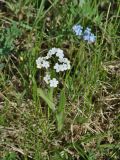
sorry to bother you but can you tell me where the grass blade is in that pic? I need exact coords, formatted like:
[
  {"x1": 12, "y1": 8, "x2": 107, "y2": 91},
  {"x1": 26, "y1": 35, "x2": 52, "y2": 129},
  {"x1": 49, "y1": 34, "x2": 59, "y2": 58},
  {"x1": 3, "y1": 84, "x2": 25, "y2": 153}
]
[
  {"x1": 56, "y1": 89, "x2": 66, "y2": 132},
  {"x1": 37, "y1": 88, "x2": 55, "y2": 111}
]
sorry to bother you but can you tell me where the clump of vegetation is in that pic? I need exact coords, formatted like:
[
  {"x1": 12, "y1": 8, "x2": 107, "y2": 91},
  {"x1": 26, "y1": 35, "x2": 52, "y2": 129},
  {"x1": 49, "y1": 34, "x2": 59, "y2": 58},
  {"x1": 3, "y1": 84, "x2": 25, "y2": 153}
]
[
  {"x1": 0, "y1": 0, "x2": 120, "y2": 160},
  {"x1": 0, "y1": 22, "x2": 22, "y2": 55}
]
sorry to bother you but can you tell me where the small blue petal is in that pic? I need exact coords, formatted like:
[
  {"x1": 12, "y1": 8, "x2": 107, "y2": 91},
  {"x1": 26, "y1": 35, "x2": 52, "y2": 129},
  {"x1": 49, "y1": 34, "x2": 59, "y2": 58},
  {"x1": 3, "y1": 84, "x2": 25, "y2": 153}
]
[
  {"x1": 86, "y1": 27, "x2": 91, "y2": 32},
  {"x1": 73, "y1": 24, "x2": 83, "y2": 36},
  {"x1": 83, "y1": 28, "x2": 96, "y2": 43},
  {"x1": 89, "y1": 34, "x2": 96, "y2": 43}
]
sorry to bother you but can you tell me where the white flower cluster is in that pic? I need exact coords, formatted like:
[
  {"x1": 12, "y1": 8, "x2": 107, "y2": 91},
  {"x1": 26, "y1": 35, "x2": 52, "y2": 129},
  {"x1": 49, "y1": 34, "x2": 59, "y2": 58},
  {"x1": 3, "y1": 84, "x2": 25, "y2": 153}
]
[{"x1": 36, "y1": 48, "x2": 71, "y2": 88}]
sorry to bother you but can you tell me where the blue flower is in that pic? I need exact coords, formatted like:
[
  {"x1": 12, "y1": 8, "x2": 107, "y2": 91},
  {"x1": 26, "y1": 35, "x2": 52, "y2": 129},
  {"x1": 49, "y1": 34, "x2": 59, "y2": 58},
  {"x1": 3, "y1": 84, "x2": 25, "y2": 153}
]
[
  {"x1": 83, "y1": 28, "x2": 96, "y2": 43},
  {"x1": 89, "y1": 33, "x2": 96, "y2": 43},
  {"x1": 85, "y1": 27, "x2": 91, "y2": 32},
  {"x1": 72, "y1": 24, "x2": 83, "y2": 36},
  {"x1": 72, "y1": 24, "x2": 96, "y2": 43}
]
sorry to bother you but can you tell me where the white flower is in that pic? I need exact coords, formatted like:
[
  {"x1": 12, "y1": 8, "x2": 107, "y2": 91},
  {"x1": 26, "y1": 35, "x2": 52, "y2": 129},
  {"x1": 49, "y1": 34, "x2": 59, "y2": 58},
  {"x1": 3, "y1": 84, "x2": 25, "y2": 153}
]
[
  {"x1": 45, "y1": 55, "x2": 50, "y2": 60},
  {"x1": 47, "y1": 47, "x2": 57, "y2": 58},
  {"x1": 47, "y1": 48, "x2": 64, "y2": 59},
  {"x1": 36, "y1": 57, "x2": 50, "y2": 69},
  {"x1": 42, "y1": 60, "x2": 50, "y2": 69},
  {"x1": 36, "y1": 57, "x2": 44, "y2": 69},
  {"x1": 56, "y1": 48, "x2": 64, "y2": 59},
  {"x1": 50, "y1": 78, "x2": 58, "y2": 88},
  {"x1": 66, "y1": 63, "x2": 70, "y2": 70},
  {"x1": 58, "y1": 58, "x2": 70, "y2": 64},
  {"x1": 60, "y1": 63, "x2": 70, "y2": 71},
  {"x1": 54, "y1": 63, "x2": 70, "y2": 72},
  {"x1": 58, "y1": 58, "x2": 71, "y2": 70},
  {"x1": 61, "y1": 63, "x2": 68, "y2": 71},
  {"x1": 43, "y1": 73, "x2": 51, "y2": 84},
  {"x1": 54, "y1": 63, "x2": 61, "y2": 72}
]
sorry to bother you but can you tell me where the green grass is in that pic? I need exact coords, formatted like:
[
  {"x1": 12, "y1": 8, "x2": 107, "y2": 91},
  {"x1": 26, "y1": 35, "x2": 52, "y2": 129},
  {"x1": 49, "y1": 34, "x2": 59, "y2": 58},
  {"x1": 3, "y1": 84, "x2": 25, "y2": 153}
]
[{"x1": 0, "y1": 0, "x2": 120, "y2": 159}]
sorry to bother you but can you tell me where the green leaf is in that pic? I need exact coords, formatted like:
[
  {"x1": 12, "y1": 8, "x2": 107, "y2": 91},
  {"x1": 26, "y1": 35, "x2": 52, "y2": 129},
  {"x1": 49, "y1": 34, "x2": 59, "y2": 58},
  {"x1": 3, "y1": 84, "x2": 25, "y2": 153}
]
[
  {"x1": 37, "y1": 88, "x2": 55, "y2": 111},
  {"x1": 56, "y1": 89, "x2": 66, "y2": 132}
]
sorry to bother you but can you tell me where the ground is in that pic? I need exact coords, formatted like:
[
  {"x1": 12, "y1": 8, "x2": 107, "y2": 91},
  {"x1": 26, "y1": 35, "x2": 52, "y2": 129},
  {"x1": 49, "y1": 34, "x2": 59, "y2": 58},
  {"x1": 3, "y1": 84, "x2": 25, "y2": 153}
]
[{"x1": 0, "y1": 0, "x2": 120, "y2": 160}]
